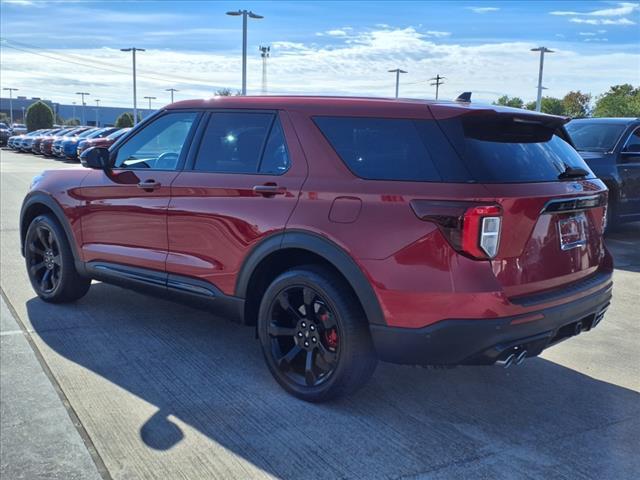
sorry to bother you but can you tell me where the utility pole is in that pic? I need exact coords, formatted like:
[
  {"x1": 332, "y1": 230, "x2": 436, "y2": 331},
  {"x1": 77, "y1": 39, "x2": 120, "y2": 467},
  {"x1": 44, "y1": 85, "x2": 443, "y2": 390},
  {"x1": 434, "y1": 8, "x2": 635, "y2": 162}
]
[
  {"x1": 429, "y1": 74, "x2": 445, "y2": 100},
  {"x1": 259, "y1": 45, "x2": 270, "y2": 94},
  {"x1": 165, "y1": 88, "x2": 179, "y2": 103},
  {"x1": 226, "y1": 9, "x2": 264, "y2": 95},
  {"x1": 388, "y1": 68, "x2": 407, "y2": 98},
  {"x1": 75, "y1": 92, "x2": 90, "y2": 125},
  {"x1": 95, "y1": 99, "x2": 100, "y2": 127},
  {"x1": 144, "y1": 96, "x2": 156, "y2": 114},
  {"x1": 121, "y1": 47, "x2": 146, "y2": 124},
  {"x1": 531, "y1": 47, "x2": 553, "y2": 112},
  {"x1": 2, "y1": 87, "x2": 18, "y2": 125}
]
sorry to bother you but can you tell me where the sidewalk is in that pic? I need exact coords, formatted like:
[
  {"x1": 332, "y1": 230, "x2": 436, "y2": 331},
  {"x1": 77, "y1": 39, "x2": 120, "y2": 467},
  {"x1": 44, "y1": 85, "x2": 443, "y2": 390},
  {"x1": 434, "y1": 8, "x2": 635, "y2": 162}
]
[{"x1": 0, "y1": 295, "x2": 103, "y2": 480}]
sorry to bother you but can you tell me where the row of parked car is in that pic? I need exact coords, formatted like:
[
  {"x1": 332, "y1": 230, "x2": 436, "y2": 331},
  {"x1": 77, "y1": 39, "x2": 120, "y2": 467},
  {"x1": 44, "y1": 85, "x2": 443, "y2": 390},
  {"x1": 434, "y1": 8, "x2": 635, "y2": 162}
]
[{"x1": 4, "y1": 125, "x2": 130, "y2": 161}]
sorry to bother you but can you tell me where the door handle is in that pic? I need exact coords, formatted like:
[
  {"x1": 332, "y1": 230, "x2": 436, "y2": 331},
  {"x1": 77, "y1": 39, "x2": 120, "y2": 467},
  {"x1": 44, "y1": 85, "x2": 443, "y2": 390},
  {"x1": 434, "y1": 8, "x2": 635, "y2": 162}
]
[
  {"x1": 137, "y1": 180, "x2": 161, "y2": 191},
  {"x1": 252, "y1": 184, "x2": 287, "y2": 196}
]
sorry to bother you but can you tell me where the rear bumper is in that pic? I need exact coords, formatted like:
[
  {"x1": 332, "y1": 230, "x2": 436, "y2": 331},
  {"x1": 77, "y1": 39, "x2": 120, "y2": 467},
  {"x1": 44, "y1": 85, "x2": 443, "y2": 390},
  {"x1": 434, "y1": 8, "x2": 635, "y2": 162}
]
[{"x1": 370, "y1": 275, "x2": 612, "y2": 366}]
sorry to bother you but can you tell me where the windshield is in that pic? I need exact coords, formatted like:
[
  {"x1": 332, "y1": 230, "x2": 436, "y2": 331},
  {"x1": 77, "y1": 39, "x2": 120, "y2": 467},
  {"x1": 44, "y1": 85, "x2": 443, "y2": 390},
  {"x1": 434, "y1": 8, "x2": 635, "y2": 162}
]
[
  {"x1": 107, "y1": 128, "x2": 129, "y2": 140},
  {"x1": 565, "y1": 122, "x2": 626, "y2": 152}
]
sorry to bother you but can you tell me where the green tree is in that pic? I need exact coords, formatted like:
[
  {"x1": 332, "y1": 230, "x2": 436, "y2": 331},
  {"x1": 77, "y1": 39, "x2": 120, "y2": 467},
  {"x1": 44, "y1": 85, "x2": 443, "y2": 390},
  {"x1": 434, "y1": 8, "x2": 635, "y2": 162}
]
[
  {"x1": 0, "y1": 112, "x2": 10, "y2": 124},
  {"x1": 114, "y1": 112, "x2": 141, "y2": 128},
  {"x1": 494, "y1": 95, "x2": 524, "y2": 108},
  {"x1": 540, "y1": 97, "x2": 565, "y2": 115},
  {"x1": 593, "y1": 84, "x2": 640, "y2": 117},
  {"x1": 525, "y1": 100, "x2": 537, "y2": 111},
  {"x1": 562, "y1": 91, "x2": 592, "y2": 118},
  {"x1": 25, "y1": 101, "x2": 54, "y2": 131},
  {"x1": 64, "y1": 118, "x2": 80, "y2": 126}
]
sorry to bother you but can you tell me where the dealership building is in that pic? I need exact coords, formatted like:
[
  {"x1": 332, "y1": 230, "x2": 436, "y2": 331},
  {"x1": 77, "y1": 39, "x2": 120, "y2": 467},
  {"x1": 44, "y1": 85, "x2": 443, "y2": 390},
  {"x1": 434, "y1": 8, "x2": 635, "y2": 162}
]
[{"x1": 0, "y1": 96, "x2": 155, "y2": 126}]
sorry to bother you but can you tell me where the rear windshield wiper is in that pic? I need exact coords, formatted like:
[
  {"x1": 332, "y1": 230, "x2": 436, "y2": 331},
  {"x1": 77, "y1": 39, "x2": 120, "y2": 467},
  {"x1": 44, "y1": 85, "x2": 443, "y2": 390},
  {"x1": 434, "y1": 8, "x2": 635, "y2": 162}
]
[{"x1": 558, "y1": 166, "x2": 589, "y2": 180}]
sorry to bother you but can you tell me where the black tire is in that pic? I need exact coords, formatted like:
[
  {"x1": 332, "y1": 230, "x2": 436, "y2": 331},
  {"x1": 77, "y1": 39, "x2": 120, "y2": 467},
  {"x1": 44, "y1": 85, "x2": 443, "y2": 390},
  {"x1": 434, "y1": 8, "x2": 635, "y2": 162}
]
[
  {"x1": 25, "y1": 214, "x2": 91, "y2": 303},
  {"x1": 258, "y1": 265, "x2": 377, "y2": 402}
]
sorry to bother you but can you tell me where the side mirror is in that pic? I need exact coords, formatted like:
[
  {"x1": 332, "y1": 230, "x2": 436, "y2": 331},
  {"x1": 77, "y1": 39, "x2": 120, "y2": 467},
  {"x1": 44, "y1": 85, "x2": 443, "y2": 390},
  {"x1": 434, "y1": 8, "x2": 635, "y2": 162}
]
[{"x1": 80, "y1": 147, "x2": 111, "y2": 169}]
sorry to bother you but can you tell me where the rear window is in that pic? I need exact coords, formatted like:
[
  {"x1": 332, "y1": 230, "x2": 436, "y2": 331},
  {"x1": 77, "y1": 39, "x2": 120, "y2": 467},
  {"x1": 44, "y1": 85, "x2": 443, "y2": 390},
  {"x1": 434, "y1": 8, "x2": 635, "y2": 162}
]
[
  {"x1": 313, "y1": 117, "x2": 469, "y2": 182},
  {"x1": 438, "y1": 115, "x2": 595, "y2": 183},
  {"x1": 565, "y1": 122, "x2": 626, "y2": 152}
]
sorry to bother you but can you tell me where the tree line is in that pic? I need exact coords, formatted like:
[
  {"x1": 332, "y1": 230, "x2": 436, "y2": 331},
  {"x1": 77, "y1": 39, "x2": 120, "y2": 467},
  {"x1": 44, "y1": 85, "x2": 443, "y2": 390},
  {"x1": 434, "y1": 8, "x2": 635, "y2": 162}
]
[{"x1": 494, "y1": 84, "x2": 640, "y2": 118}]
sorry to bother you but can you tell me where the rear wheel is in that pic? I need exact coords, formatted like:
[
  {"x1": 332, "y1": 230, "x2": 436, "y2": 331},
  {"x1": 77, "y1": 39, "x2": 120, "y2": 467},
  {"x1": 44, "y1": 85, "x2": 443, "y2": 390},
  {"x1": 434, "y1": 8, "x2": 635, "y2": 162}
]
[
  {"x1": 25, "y1": 214, "x2": 91, "y2": 303},
  {"x1": 258, "y1": 265, "x2": 377, "y2": 402}
]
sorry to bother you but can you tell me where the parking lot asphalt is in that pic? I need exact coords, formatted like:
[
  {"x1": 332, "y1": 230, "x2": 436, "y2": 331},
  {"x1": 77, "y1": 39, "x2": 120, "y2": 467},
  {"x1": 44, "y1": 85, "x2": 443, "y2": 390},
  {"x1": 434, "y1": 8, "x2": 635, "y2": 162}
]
[{"x1": 1, "y1": 148, "x2": 639, "y2": 480}]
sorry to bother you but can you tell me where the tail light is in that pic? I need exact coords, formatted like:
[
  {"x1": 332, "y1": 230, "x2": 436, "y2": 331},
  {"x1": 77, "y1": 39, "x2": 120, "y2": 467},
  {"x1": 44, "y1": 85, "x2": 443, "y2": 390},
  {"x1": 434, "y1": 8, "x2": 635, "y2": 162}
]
[{"x1": 410, "y1": 200, "x2": 502, "y2": 260}]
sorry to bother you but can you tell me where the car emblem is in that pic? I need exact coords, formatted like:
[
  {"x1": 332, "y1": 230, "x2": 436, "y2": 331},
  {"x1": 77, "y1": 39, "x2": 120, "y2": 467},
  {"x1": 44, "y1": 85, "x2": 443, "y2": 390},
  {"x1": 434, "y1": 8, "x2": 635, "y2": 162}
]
[{"x1": 570, "y1": 183, "x2": 583, "y2": 192}]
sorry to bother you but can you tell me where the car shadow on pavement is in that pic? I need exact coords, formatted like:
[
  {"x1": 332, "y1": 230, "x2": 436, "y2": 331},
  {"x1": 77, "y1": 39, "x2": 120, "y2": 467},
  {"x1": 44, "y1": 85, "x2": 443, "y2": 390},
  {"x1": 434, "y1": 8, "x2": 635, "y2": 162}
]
[
  {"x1": 26, "y1": 285, "x2": 640, "y2": 479},
  {"x1": 606, "y1": 222, "x2": 640, "y2": 273}
]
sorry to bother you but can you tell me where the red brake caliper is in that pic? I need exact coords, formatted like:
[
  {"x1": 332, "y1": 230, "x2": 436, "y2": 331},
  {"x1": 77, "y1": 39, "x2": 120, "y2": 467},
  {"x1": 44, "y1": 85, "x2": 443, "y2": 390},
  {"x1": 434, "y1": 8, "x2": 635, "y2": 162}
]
[{"x1": 320, "y1": 312, "x2": 338, "y2": 349}]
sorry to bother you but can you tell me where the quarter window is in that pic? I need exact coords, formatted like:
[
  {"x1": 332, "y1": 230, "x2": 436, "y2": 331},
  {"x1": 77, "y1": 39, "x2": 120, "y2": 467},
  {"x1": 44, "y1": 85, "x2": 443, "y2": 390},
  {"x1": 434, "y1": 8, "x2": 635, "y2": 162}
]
[
  {"x1": 623, "y1": 127, "x2": 640, "y2": 152},
  {"x1": 114, "y1": 112, "x2": 197, "y2": 170}
]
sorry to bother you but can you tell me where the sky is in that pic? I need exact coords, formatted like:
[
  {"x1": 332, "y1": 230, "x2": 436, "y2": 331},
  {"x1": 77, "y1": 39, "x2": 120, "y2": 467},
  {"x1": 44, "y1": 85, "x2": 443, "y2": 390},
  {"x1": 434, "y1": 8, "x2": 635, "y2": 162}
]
[{"x1": 0, "y1": 0, "x2": 639, "y2": 108}]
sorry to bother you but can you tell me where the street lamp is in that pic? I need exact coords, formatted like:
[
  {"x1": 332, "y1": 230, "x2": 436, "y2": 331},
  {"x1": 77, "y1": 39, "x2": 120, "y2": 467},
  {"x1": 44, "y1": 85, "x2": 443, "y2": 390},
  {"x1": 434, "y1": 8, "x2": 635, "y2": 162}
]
[
  {"x1": 72, "y1": 102, "x2": 76, "y2": 122},
  {"x1": 2, "y1": 87, "x2": 18, "y2": 125},
  {"x1": 165, "y1": 88, "x2": 179, "y2": 103},
  {"x1": 531, "y1": 47, "x2": 554, "y2": 112},
  {"x1": 144, "y1": 96, "x2": 157, "y2": 114},
  {"x1": 75, "y1": 92, "x2": 90, "y2": 125},
  {"x1": 95, "y1": 99, "x2": 100, "y2": 127},
  {"x1": 121, "y1": 47, "x2": 146, "y2": 124},
  {"x1": 388, "y1": 68, "x2": 407, "y2": 98},
  {"x1": 226, "y1": 9, "x2": 263, "y2": 95}
]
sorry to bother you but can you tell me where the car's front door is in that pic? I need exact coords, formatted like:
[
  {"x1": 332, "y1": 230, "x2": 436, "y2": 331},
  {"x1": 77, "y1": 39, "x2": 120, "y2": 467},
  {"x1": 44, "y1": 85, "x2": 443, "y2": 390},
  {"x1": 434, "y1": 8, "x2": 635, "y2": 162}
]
[
  {"x1": 167, "y1": 110, "x2": 308, "y2": 295},
  {"x1": 78, "y1": 111, "x2": 200, "y2": 272},
  {"x1": 618, "y1": 126, "x2": 640, "y2": 218}
]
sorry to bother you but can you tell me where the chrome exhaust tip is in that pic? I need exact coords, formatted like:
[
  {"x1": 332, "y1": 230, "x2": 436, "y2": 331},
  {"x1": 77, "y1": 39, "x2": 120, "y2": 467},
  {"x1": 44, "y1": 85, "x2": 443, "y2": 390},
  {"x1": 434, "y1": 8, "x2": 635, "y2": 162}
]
[
  {"x1": 514, "y1": 350, "x2": 528, "y2": 365},
  {"x1": 495, "y1": 353, "x2": 516, "y2": 369}
]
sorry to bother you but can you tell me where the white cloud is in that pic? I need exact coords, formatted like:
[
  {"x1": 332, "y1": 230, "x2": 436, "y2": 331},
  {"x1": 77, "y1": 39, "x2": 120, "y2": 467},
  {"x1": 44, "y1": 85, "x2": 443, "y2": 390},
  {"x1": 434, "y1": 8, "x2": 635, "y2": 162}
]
[
  {"x1": 579, "y1": 32, "x2": 596, "y2": 36},
  {"x1": 551, "y1": 2, "x2": 639, "y2": 16},
  {"x1": 570, "y1": 17, "x2": 636, "y2": 25},
  {"x1": 1, "y1": 28, "x2": 638, "y2": 107},
  {"x1": 425, "y1": 30, "x2": 451, "y2": 37},
  {"x1": 2, "y1": 0, "x2": 36, "y2": 5},
  {"x1": 326, "y1": 29, "x2": 348, "y2": 36},
  {"x1": 466, "y1": 7, "x2": 500, "y2": 14}
]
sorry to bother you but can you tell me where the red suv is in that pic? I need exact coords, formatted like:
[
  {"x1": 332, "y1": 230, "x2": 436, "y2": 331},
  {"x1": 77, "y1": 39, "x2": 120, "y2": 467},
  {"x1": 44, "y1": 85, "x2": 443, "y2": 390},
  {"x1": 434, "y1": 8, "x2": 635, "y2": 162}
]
[{"x1": 20, "y1": 97, "x2": 613, "y2": 401}]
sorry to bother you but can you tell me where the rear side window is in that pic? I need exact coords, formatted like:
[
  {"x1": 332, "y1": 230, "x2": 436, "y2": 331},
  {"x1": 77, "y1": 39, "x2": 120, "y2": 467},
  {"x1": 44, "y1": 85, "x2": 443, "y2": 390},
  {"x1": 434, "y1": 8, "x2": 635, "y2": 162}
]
[
  {"x1": 194, "y1": 112, "x2": 290, "y2": 174},
  {"x1": 438, "y1": 115, "x2": 595, "y2": 183},
  {"x1": 313, "y1": 117, "x2": 444, "y2": 181}
]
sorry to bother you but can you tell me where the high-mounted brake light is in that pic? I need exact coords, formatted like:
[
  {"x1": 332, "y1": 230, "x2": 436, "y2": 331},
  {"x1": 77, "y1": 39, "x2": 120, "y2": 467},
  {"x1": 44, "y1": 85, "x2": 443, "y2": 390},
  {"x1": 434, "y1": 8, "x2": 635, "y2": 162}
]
[{"x1": 410, "y1": 201, "x2": 502, "y2": 260}]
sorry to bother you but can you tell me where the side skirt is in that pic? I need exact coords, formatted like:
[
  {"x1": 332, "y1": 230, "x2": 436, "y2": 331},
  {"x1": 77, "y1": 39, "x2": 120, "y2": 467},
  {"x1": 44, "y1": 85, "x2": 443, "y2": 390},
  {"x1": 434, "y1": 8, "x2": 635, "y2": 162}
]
[{"x1": 81, "y1": 261, "x2": 245, "y2": 323}]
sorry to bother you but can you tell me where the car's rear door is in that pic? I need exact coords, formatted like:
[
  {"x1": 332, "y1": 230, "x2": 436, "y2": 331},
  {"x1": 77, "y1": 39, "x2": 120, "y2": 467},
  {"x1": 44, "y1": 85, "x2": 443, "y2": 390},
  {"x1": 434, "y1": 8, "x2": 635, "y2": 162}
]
[
  {"x1": 167, "y1": 110, "x2": 308, "y2": 296},
  {"x1": 617, "y1": 126, "x2": 640, "y2": 218},
  {"x1": 77, "y1": 111, "x2": 200, "y2": 273}
]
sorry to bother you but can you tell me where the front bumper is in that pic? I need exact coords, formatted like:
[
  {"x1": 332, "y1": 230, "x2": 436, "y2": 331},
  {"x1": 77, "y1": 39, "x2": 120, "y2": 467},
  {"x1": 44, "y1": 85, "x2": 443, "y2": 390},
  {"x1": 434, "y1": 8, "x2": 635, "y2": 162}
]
[{"x1": 370, "y1": 275, "x2": 612, "y2": 366}]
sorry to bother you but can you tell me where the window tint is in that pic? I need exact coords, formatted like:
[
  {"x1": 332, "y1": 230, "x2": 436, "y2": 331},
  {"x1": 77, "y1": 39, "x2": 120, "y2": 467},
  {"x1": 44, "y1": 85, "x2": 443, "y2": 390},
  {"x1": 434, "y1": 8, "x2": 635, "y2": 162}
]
[
  {"x1": 438, "y1": 115, "x2": 595, "y2": 183},
  {"x1": 194, "y1": 112, "x2": 277, "y2": 173},
  {"x1": 114, "y1": 112, "x2": 197, "y2": 170},
  {"x1": 259, "y1": 119, "x2": 290, "y2": 174},
  {"x1": 623, "y1": 127, "x2": 640, "y2": 152},
  {"x1": 313, "y1": 117, "x2": 443, "y2": 181},
  {"x1": 565, "y1": 122, "x2": 626, "y2": 152}
]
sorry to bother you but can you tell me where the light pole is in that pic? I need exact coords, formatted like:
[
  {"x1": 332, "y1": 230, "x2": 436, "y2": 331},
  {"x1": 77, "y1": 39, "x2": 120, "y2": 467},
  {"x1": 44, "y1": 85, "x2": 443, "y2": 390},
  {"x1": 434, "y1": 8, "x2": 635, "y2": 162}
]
[
  {"x1": 2, "y1": 87, "x2": 18, "y2": 125},
  {"x1": 121, "y1": 47, "x2": 146, "y2": 124},
  {"x1": 21, "y1": 107, "x2": 25, "y2": 123},
  {"x1": 144, "y1": 96, "x2": 156, "y2": 115},
  {"x1": 75, "y1": 92, "x2": 90, "y2": 125},
  {"x1": 226, "y1": 9, "x2": 264, "y2": 95},
  {"x1": 95, "y1": 99, "x2": 100, "y2": 127},
  {"x1": 72, "y1": 102, "x2": 76, "y2": 123},
  {"x1": 165, "y1": 88, "x2": 179, "y2": 103},
  {"x1": 531, "y1": 47, "x2": 554, "y2": 112},
  {"x1": 388, "y1": 68, "x2": 407, "y2": 98}
]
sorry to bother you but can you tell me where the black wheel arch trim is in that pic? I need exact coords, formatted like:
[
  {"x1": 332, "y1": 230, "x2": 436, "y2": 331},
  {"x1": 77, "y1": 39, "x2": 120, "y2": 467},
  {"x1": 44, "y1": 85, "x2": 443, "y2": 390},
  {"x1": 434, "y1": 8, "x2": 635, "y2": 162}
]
[
  {"x1": 235, "y1": 229, "x2": 386, "y2": 326},
  {"x1": 20, "y1": 192, "x2": 81, "y2": 262}
]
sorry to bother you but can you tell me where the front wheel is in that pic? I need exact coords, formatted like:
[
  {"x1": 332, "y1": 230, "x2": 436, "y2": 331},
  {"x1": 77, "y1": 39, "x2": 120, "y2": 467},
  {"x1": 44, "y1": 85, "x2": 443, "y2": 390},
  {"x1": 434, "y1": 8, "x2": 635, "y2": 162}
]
[
  {"x1": 258, "y1": 265, "x2": 377, "y2": 402},
  {"x1": 25, "y1": 214, "x2": 91, "y2": 303}
]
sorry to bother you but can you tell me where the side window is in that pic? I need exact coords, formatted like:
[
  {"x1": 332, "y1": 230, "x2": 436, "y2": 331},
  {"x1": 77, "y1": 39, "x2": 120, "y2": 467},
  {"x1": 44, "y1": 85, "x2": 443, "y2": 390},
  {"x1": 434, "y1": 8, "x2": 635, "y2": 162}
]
[
  {"x1": 194, "y1": 113, "x2": 272, "y2": 173},
  {"x1": 623, "y1": 127, "x2": 640, "y2": 152},
  {"x1": 313, "y1": 116, "x2": 442, "y2": 181},
  {"x1": 258, "y1": 118, "x2": 290, "y2": 174},
  {"x1": 114, "y1": 112, "x2": 197, "y2": 170}
]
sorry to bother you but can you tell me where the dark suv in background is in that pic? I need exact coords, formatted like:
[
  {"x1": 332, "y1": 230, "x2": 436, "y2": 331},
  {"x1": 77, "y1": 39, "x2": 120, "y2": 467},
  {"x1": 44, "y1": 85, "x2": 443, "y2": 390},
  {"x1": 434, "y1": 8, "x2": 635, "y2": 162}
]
[
  {"x1": 566, "y1": 118, "x2": 640, "y2": 227},
  {"x1": 21, "y1": 97, "x2": 612, "y2": 401}
]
